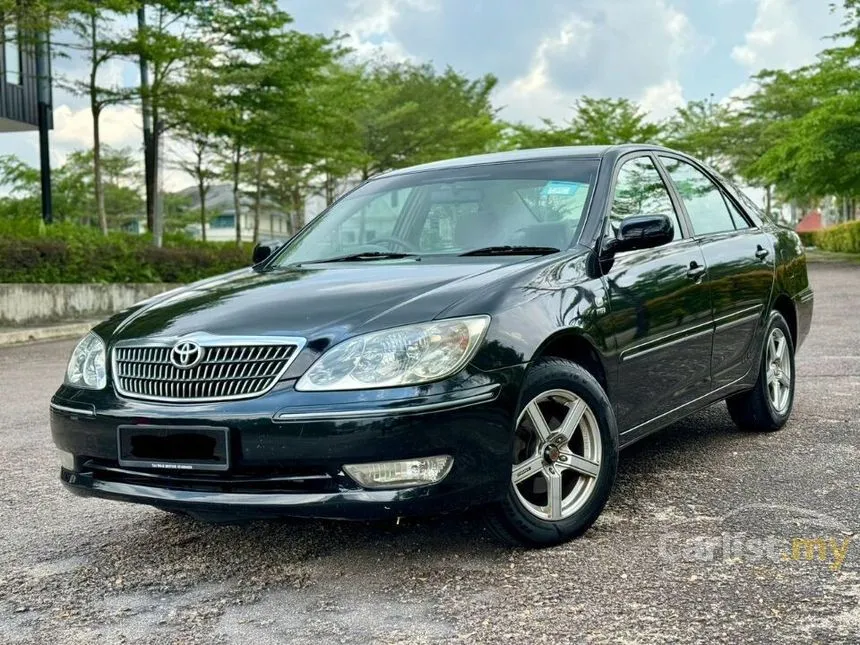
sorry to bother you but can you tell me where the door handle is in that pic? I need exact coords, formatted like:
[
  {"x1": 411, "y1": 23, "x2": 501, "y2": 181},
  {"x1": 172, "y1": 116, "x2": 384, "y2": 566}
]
[
  {"x1": 686, "y1": 261, "x2": 706, "y2": 280},
  {"x1": 755, "y1": 245, "x2": 770, "y2": 260}
]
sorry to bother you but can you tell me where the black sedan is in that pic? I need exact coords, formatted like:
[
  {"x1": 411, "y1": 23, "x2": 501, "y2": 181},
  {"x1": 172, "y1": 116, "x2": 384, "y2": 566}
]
[{"x1": 51, "y1": 145, "x2": 813, "y2": 546}]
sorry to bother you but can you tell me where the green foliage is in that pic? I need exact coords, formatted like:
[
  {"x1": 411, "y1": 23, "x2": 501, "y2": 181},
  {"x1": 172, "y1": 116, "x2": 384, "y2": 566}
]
[
  {"x1": 797, "y1": 231, "x2": 817, "y2": 247},
  {"x1": 0, "y1": 148, "x2": 143, "y2": 228},
  {"x1": 814, "y1": 221, "x2": 860, "y2": 253},
  {"x1": 0, "y1": 219, "x2": 250, "y2": 283},
  {"x1": 348, "y1": 62, "x2": 501, "y2": 178},
  {"x1": 569, "y1": 97, "x2": 662, "y2": 145},
  {"x1": 505, "y1": 97, "x2": 662, "y2": 150}
]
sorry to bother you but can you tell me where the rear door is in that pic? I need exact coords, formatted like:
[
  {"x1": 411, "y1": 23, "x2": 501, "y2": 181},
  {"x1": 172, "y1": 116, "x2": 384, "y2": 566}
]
[
  {"x1": 657, "y1": 155, "x2": 775, "y2": 389},
  {"x1": 603, "y1": 154, "x2": 713, "y2": 432}
]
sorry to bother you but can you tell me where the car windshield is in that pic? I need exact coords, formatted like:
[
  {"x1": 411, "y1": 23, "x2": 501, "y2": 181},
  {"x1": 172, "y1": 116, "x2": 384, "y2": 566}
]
[{"x1": 271, "y1": 158, "x2": 600, "y2": 266}]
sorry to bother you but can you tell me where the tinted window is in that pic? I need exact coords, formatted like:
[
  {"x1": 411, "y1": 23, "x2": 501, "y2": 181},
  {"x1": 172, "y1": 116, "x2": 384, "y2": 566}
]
[
  {"x1": 660, "y1": 157, "x2": 736, "y2": 236},
  {"x1": 611, "y1": 156, "x2": 682, "y2": 242},
  {"x1": 724, "y1": 195, "x2": 751, "y2": 230}
]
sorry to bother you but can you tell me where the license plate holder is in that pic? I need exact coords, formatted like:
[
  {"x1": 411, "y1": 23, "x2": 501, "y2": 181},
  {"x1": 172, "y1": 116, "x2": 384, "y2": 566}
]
[{"x1": 117, "y1": 425, "x2": 230, "y2": 472}]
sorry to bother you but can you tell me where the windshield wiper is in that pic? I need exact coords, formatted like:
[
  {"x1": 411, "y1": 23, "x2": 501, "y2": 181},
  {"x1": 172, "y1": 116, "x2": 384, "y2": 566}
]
[
  {"x1": 311, "y1": 251, "x2": 418, "y2": 263},
  {"x1": 459, "y1": 245, "x2": 560, "y2": 257}
]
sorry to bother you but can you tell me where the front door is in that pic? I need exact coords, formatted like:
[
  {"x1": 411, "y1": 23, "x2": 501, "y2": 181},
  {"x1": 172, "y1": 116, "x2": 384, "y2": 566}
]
[
  {"x1": 658, "y1": 155, "x2": 776, "y2": 389},
  {"x1": 603, "y1": 155, "x2": 714, "y2": 432}
]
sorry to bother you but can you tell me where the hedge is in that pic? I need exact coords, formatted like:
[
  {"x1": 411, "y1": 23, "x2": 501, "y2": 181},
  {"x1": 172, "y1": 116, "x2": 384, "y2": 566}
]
[
  {"x1": 797, "y1": 231, "x2": 817, "y2": 247},
  {"x1": 0, "y1": 219, "x2": 253, "y2": 283},
  {"x1": 813, "y1": 220, "x2": 860, "y2": 254}
]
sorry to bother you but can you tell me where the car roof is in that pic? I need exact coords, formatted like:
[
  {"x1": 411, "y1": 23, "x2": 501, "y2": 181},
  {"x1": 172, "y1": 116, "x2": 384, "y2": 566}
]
[{"x1": 378, "y1": 144, "x2": 671, "y2": 178}]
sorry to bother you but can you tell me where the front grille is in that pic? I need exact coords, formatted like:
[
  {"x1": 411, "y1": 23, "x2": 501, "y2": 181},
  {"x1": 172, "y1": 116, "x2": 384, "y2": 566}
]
[{"x1": 112, "y1": 337, "x2": 303, "y2": 402}]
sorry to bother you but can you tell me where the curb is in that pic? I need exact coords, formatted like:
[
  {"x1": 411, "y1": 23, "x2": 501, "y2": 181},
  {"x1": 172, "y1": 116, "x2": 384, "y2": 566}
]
[{"x1": 0, "y1": 321, "x2": 97, "y2": 347}]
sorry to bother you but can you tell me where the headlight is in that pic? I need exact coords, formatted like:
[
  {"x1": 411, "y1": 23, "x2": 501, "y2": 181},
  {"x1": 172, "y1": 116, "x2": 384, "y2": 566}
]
[
  {"x1": 65, "y1": 332, "x2": 107, "y2": 390},
  {"x1": 296, "y1": 316, "x2": 490, "y2": 391}
]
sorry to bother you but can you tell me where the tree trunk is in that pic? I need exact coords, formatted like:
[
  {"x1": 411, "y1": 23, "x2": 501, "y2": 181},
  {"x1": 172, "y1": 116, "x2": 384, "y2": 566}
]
[
  {"x1": 150, "y1": 106, "x2": 162, "y2": 245},
  {"x1": 90, "y1": 14, "x2": 107, "y2": 235},
  {"x1": 290, "y1": 188, "x2": 304, "y2": 233},
  {"x1": 197, "y1": 179, "x2": 207, "y2": 243},
  {"x1": 325, "y1": 171, "x2": 335, "y2": 206},
  {"x1": 138, "y1": 7, "x2": 154, "y2": 233},
  {"x1": 252, "y1": 152, "x2": 263, "y2": 243},
  {"x1": 232, "y1": 145, "x2": 242, "y2": 246},
  {"x1": 764, "y1": 185, "x2": 772, "y2": 219},
  {"x1": 93, "y1": 110, "x2": 107, "y2": 235}
]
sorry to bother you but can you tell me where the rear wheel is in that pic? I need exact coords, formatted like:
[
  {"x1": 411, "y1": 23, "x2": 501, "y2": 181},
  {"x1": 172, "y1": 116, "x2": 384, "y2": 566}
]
[
  {"x1": 487, "y1": 358, "x2": 618, "y2": 547},
  {"x1": 726, "y1": 311, "x2": 795, "y2": 432}
]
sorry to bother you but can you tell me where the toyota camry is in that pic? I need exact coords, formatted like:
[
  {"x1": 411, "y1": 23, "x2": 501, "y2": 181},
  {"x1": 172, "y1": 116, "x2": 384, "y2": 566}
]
[{"x1": 51, "y1": 145, "x2": 813, "y2": 546}]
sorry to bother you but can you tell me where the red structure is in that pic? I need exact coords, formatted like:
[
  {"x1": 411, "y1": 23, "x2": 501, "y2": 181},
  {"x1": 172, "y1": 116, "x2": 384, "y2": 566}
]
[{"x1": 796, "y1": 210, "x2": 822, "y2": 233}]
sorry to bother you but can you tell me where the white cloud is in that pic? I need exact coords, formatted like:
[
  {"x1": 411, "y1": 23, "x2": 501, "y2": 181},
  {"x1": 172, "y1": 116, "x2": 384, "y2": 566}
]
[
  {"x1": 52, "y1": 104, "x2": 141, "y2": 153},
  {"x1": 495, "y1": 0, "x2": 696, "y2": 124},
  {"x1": 494, "y1": 16, "x2": 593, "y2": 123},
  {"x1": 339, "y1": 0, "x2": 438, "y2": 62},
  {"x1": 639, "y1": 79, "x2": 686, "y2": 121},
  {"x1": 731, "y1": 0, "x2": 839, "y2": 72}
]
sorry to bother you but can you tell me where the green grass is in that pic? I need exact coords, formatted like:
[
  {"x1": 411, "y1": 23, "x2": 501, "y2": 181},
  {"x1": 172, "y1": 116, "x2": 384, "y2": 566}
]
[{"x1": 805, "y1": 248, "x2": 860, "y2": 265}]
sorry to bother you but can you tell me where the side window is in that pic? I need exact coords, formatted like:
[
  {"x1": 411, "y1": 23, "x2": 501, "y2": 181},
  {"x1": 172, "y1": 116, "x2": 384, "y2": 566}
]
[
  {"x1": 724, "y1": 196, "x2": 751, "y2": 230},
  {"x1": 660, "y1": 157, "x2": 737, "y2": 236},
  {"x1": 611, "y1": 156, "x2": 682, "y2": 242}
]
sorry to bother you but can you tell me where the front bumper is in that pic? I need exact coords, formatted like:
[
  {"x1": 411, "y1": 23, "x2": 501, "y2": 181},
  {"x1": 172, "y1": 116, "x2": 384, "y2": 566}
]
[{"x1": 51, "y1": 368, "x2": 523, "y2": 520}]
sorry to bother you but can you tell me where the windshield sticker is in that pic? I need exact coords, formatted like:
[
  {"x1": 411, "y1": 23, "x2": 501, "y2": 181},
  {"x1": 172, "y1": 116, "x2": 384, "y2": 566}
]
[{"x1": 541, "y1": 181, "x2": 587, "y2": 197}]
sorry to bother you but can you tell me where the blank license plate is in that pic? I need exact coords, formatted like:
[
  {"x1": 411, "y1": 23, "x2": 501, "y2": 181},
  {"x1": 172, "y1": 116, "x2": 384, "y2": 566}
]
[{"x1": 118, "y1": 425, "x2": 230, "y2": 472}]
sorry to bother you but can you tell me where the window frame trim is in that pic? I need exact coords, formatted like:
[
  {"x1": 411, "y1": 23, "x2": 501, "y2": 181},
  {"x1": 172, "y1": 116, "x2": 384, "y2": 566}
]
[
  {"x1": 654, "y1": 152, "x2": 759, "y2": 240},
  {"x1": 598, "y1": 151, "x2": 692, "y2": 257}
]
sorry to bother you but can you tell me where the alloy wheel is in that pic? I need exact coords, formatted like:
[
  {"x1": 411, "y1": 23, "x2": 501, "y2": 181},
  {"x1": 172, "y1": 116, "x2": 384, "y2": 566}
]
[
  {"x1": 511, "y1": 389, "x2": 602, "y2": 521},
  {"x1": 766, "y1": 327, "x2": 792, "y2": 413}
]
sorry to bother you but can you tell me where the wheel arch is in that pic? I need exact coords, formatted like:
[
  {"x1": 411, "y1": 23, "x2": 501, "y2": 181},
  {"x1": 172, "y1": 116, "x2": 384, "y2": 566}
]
[
  {"x1": 530, "y1": 330, "x2": 611, "y2": 399},
  {"x1": 772, "y1": 292, "x2": 798, "y2": 348}
]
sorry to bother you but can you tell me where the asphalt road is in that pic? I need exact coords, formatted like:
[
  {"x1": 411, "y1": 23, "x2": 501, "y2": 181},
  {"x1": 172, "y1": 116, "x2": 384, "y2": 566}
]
[{"x1": 0, "y1": 263, "x2": 857, "y2": 645}]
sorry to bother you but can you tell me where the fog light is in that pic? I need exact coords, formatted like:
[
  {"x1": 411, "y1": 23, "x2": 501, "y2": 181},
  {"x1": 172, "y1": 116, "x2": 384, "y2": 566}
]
[
  {"x1": 343, "y1": 456, "x2": 453, "y2": 490},
  {"x1": 58, "y1": 450, "x2": 75, "y2": 471}
]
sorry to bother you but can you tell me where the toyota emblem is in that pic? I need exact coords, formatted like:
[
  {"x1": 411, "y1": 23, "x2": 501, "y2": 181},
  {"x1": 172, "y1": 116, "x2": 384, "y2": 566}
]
[{"x1": 170, "y1": 340, "x2": 204, "y2": 369}]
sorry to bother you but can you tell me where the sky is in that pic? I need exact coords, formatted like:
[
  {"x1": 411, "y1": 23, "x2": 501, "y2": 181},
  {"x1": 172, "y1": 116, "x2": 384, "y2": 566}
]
[{"x1": 0, "y1": 0, "x2": 845, "y2": 192}]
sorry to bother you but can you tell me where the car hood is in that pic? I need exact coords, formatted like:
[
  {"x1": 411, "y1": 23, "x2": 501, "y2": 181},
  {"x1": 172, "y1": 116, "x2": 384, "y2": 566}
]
[{"x1": 107, "y1": 258, "x2": 532, "y2": 344}]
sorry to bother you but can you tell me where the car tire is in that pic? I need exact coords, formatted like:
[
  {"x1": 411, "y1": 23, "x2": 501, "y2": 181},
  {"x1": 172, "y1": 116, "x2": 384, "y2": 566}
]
[
  {"x1": 726, "y1": 311, "x2": 795, "y2": 433},
  {"x1": 486, "y1": 357, "x2": 618, "y2": 547}
]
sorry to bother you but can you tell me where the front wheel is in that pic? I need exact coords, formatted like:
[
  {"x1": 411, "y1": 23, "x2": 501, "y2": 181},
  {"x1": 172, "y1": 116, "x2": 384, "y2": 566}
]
[
  {"x1": 486, "y1": 358, "x2": 618, "y2": 547},
  {"x1": 726, "y1": 310, "x2": 795, "y2": 432}
]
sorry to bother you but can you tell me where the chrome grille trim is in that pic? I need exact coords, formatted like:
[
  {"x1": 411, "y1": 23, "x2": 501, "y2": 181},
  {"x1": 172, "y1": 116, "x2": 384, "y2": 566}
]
[{"x1": 111, "y1": 334, "x2": 306, "y2": 403}]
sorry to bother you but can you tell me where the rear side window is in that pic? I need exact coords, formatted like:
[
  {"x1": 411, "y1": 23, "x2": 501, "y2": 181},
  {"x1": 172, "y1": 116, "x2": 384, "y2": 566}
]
[
  {"x1": 660, "y1": 157, "x2": 738, "y2": 236},
  {"x1": 724, "y1": 195, "x2": 751, "y2": 230},
  {"x1": 611, "y1": 156, "x2": 682, "y2": 242}
]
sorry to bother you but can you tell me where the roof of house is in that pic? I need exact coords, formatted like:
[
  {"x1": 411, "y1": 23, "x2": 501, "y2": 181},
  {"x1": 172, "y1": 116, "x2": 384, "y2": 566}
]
[{"x1": 796, "y1": 211, "x2": 823, "y2": 233}]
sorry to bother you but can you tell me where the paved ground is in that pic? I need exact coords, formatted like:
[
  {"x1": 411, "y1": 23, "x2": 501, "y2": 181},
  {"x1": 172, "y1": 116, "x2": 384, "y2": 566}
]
[{"x1": 0, "y1": 263, "x2": 857, "y2": 645}]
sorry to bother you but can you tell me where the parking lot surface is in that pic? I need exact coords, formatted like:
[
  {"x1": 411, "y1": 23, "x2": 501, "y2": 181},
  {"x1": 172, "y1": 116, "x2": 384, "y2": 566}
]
[{"x1": 0, "y1": 263, "x2": 857, "y2": 644}]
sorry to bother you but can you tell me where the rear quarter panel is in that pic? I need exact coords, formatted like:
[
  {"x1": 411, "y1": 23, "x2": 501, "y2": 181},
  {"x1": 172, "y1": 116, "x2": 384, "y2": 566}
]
[{"x1": 771, "y1": 225, "x2": 813, "y2": 349}]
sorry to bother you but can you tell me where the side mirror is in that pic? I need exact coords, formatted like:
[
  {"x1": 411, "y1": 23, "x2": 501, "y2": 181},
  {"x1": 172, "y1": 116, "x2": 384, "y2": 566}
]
[
  {"x1": 609, "y1": 214, "x2": 674, "y2": 254},
  {"x1": 252, "y1": 239, "x2": 286, "y2": 264}
]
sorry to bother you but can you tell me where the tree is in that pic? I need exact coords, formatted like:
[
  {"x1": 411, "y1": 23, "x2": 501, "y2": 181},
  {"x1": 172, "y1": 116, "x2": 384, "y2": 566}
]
[
  {"x1": 167, "y1": 72, "x2": 224, "y2": 241},
  {"x1": 352, "y1": 62, "x2": 501, "y2": 179},
  {"x1": 503, "y1": 96, "x2": 662, "y2": 152},
  {"x1": 204, "y1": 2, "x2": 342, "y2": 243},
  {"x1": 733, "y1": 1, "x2": 860, "y2": 216},
  {"x1": 57, "y1": 1, "x2": 134, "y2": 235},
  {"x1": 569, "y1": 97, "x2": 663, "y2": 145},
  {"x1": 504, "y1": 119, "x2": 576, "y2": 150},
  {"x1": 664, "y1": 97, "x2": 734, "y2": 170},
  {"x1": 114, "y1": 0, "x2": 213, "y2": 243}
]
